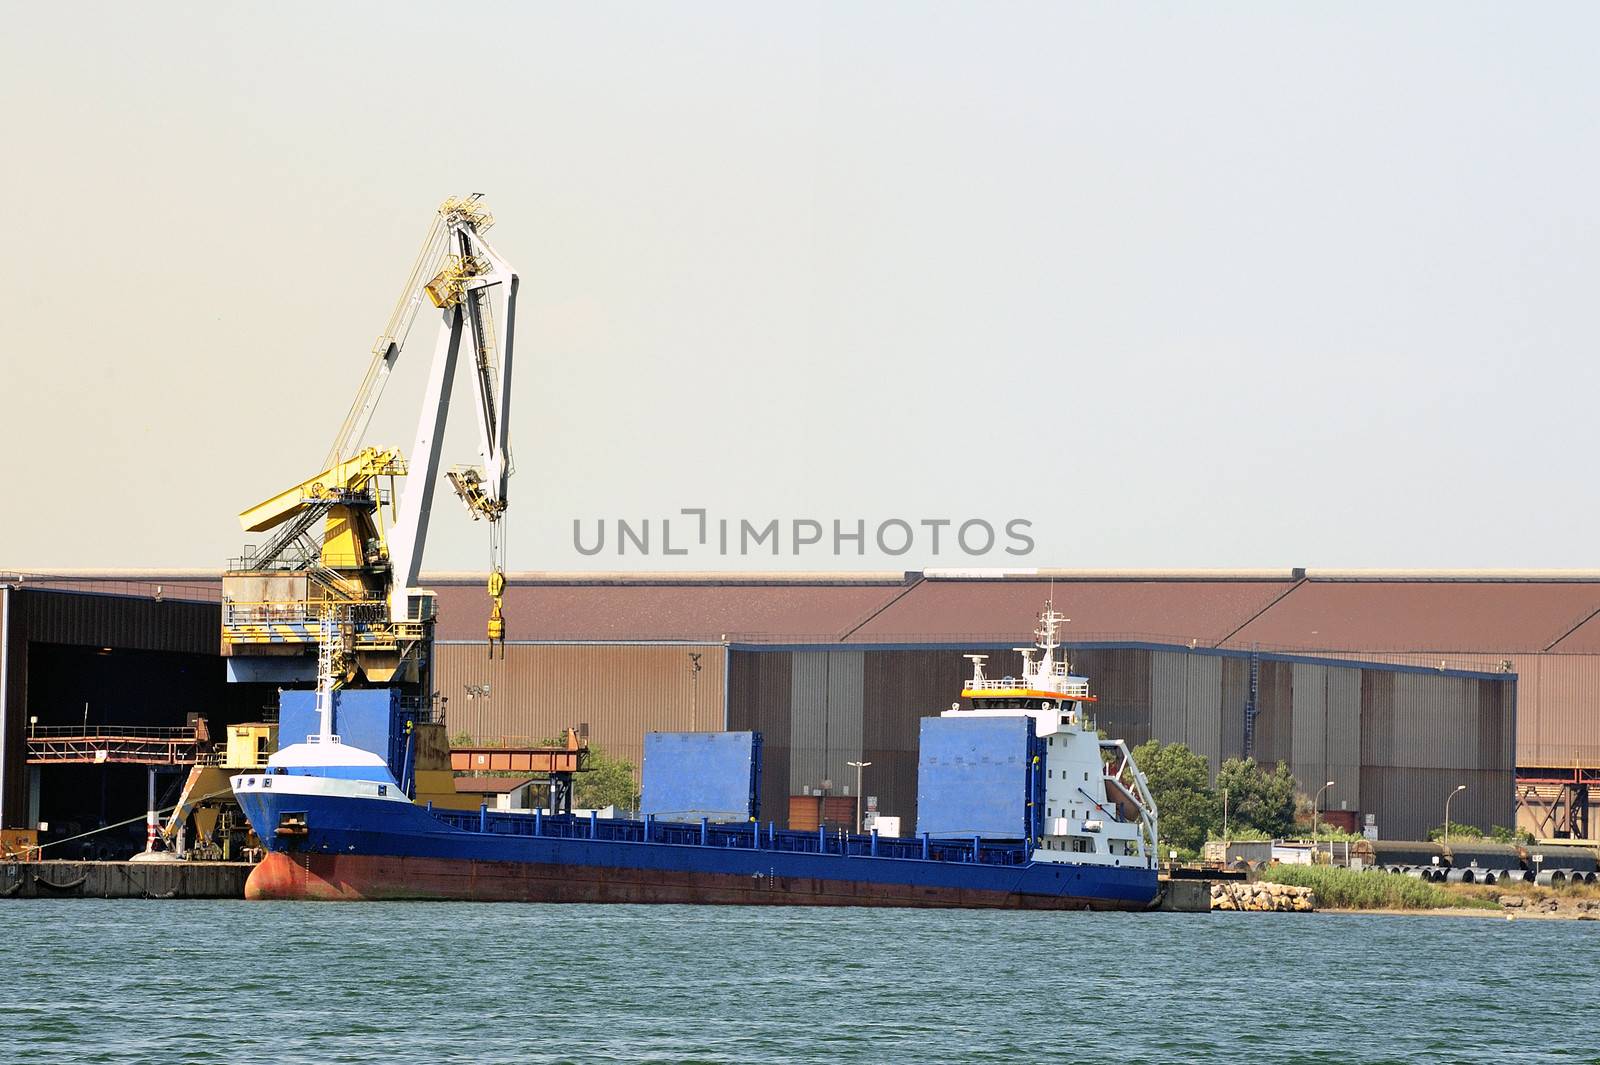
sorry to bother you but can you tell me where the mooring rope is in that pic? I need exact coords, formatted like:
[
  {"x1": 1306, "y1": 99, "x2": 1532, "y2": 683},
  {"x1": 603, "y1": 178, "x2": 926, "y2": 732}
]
[
  {"x1": 33, "y1": 874, "x2": 88, "y2": 891},
  {"x1": 32, "y1": 788, "x2": 237, "y2": 854}
]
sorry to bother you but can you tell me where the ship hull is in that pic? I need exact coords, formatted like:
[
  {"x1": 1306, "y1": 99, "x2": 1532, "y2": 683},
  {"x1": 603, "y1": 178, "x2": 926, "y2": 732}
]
[
  {"x1": 246, "y1": 850, "x2": 1151, "y2": 909},
  {"x1": 237, "y1": 788, "x2": 1159, "y2": 910}
]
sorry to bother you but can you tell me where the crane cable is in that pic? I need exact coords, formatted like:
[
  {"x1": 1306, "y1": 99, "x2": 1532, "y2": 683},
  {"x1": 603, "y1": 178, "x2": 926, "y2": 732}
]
[{"x1": 324, "y1": 216, "x2": 454, "y2": 469}]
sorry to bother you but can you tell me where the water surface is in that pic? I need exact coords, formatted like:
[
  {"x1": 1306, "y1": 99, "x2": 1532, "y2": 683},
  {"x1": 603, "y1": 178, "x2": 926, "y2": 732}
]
[{"x1": 3, "y1": 901, "x2": 1597, "y2": 1063}]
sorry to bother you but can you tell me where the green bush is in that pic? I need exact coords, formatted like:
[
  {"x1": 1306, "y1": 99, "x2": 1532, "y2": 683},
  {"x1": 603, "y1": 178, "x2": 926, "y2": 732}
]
[
  {"x1": 1427, "y1": 822, "x2": 1486, "y2": 842},
  {"x1": 1257, "y1": 865, "x2": 1496, "y2": 910},
  {"x1": 1130, "y1": 740, "x2": 1218, "y2": 853},
  {"x1": 576, "y1": 746, "x2": 640, "y2": 812}
]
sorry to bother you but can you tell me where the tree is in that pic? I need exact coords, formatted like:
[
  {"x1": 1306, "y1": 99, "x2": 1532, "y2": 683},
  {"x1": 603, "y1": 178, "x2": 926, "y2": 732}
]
[
  {"x1": 1215, "y1": 757, "x2": 1297, "y2": 839},
  {"x1": 1130, "y1": 740, "x2": 1219, "y2": 854},
  {"x1": 576, "y1": 746, "x2": 639, "y2": 813}
]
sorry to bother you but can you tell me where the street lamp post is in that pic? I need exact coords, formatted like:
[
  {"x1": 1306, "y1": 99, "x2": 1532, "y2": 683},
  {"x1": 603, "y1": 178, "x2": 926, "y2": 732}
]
[
  {"x1": 846, "y1": 760, "x2": 871, "y2": 834},
  {"x1": 1444, "y1": 784, "x2": 1467, "y2": 842},
  {"x1": 1313, "y1": 781, "x2": 1335, "y2": 864}
]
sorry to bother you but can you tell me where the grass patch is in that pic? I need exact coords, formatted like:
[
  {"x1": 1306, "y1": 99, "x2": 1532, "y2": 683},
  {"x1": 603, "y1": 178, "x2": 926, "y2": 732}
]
[{"x1": 1257, "y1": 865, "x2": 1497, "y2": 911}]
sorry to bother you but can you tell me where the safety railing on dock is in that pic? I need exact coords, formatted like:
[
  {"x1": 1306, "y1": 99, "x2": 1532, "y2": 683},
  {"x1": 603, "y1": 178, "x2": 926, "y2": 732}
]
[
  {"x1": 25, "y1": 725, "x2": 200, "y2": 765},
  {"x1": 425, "y1": 807, "x2": 1030, "y2": 867}
]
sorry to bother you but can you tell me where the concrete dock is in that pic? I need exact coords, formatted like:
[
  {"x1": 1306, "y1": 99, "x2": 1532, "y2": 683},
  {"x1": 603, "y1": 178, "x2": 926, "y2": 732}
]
[
  {"x1": 1157, "y1": 877, "x2": 1212, "y2": 912},
  {"x1": 0, "y1": 861, "x2": 252, "y2": 899}
]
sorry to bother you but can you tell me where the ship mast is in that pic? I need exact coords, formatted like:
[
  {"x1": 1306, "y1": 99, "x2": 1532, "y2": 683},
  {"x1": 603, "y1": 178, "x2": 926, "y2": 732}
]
[{"x1": 1028, "y1": 601, "x2": 1070, "y2": 689}]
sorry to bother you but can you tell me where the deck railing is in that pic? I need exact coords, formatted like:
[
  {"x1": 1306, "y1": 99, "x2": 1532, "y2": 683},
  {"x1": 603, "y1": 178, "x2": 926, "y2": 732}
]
[{"x1": 426, "y1": 807, "x2": 1030, "y2": 867}]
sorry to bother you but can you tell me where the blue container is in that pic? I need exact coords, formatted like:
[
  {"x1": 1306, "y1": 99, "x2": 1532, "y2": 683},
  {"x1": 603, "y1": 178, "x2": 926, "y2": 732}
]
[
  {"x1": 916, "y1": 716, "x2": 1034, "y2": 840},
  {"x1": 640, "y1": 731, "x2": 762, "y2": 823},
  {"x1": 279, "y1": 688, "x2": 418, "y2": 788}
]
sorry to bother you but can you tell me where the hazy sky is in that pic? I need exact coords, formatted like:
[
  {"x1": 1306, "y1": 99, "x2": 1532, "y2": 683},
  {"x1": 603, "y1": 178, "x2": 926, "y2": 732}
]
[{"x1": 2, "y1": 4, "x2": 1597, "y2": 573}]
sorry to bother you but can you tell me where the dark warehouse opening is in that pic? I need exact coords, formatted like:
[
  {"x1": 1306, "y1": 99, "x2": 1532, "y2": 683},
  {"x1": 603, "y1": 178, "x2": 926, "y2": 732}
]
[{"x1": 23, "y1": 643, "x2": 274, "y2": 859}]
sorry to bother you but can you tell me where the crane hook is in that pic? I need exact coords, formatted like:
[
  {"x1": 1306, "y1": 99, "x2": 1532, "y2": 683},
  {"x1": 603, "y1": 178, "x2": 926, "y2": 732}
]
[{"x1": 486, "y1": 570, "x2": 506, "y2": 658}]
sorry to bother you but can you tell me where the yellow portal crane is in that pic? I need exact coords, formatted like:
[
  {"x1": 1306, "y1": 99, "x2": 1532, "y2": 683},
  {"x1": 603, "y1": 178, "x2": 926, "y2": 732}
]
[{"x1": 222, "y1": 195, "x2": 519, "y2": 686}]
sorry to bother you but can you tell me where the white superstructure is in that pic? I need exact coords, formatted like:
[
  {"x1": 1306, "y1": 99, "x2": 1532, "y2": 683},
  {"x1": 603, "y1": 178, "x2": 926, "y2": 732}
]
[{"x1": 947, "y1": 604, "x2": 1159, "y2": 869}]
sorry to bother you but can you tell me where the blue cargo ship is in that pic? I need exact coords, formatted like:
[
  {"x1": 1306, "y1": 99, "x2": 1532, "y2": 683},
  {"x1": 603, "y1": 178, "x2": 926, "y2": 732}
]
[{"x1": 234, "y1": 606, "x2": 1163, "y2": 909}]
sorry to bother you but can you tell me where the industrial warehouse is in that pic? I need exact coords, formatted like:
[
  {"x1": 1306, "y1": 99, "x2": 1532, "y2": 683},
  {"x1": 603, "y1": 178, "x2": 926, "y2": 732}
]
[{"x1": 6, "y1": 566, "x2": 1597, "y2": 852}]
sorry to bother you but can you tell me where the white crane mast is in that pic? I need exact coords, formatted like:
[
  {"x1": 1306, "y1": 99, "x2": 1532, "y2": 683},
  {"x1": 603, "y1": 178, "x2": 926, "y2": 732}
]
[{"x1": 382, "y1": 196, "x2": 518, "y2": 649}]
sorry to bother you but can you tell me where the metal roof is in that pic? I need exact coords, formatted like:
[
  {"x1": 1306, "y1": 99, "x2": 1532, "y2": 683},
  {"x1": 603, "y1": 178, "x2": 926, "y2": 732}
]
[
  {"x1": 430, "y1": 580, "x2": 902, "y2": 642},
  {"x1": 845, "y1": 578, "x2": 1296, "y2": 646},
  {"x1": 17, "y1": 569, "x2": 1600, "y2": 654},
  {"x1": 1225, "y1": 580, "x2": 1600, "y2": 653}
]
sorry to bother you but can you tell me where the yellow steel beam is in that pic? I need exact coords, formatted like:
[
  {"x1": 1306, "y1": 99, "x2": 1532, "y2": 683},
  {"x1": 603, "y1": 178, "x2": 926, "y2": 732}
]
[{"x1": 239, "y1": 446, "x2": 405, "y2": 533}]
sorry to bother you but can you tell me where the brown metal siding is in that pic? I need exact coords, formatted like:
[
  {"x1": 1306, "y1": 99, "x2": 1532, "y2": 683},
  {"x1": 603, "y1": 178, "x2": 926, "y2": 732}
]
[
  {"x1": 431, "y1": 643, "x2": 725, "y2": 782},
  {"x1": 1509, "y1": 654, "x2": 1600, "y2": 766},
  {"x1": 861, "y1": 650, "x2": 968, "y2": 829},
  {"x1": 1253, "y1": 660, "x2": 1294, "y2": 766},
  {"x1": 726, "y1": 650, "x2": 792, "y2": 822}
]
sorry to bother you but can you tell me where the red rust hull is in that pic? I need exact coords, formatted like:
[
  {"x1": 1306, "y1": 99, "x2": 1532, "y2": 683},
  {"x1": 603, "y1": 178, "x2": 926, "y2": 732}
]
[{"x1": 245, "y1": 851, "x2": 1146, "y2": 910}]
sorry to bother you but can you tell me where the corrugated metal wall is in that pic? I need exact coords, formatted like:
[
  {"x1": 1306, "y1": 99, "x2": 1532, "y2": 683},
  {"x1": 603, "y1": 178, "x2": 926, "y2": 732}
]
[
  {"x1": 725, "y1": 644, "x2": 1514, "y2": 838},
  {"x1": 1357, "y1": 669, "x2": 1515, "y2": 838},
  {"x1": 732, "y1": 648, "x2": 977, "y2": 830},
  {"x1": 1290, "y1": 664, "x2": 1328, "y2": 805},
  {"x1": 1150, "y1": 651, "x2": 1187, "y2": 755},
  {"x1": 15, "y1": 588, "x2": 219, "y2": 655},
  {"x1": 432, "y1": 643, "x2": 726, "y2": 779},
  {"x1": 1280, "y1": 648, "x2": 1575, "y2": 770},
  {"x1": 726, "y1": 650, "x2": 791, "y2": 820},
  {"x1": 1503, "y1": 654, "x2": 1600, "y2": 766},
  {"x1": 1327, "y1": 666, "x2": 1363, "y2": 814},
  {"x1": 1069, "y1": 648, "x2": 1151, "y2": 749},
  {"x1": 1184, "y1": 654, "x2": 1224, "y2": 771},
  {"x1": 1253, "y1": 659, "x2": 1294, "y2": 767},
  {"x1": 785, "y1": 651, "x2": 866, "y2": 801},
  {"x1": 1361, "y1": 767, "x2": 1510, "y2": 841}
]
